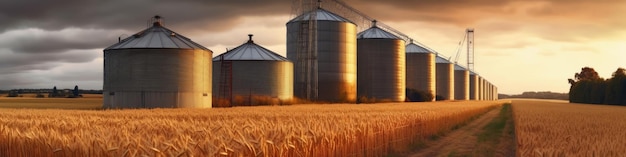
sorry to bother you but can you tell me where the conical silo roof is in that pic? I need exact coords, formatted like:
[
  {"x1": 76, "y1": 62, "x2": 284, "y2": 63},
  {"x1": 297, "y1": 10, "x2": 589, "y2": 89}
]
[
  {"x1": 470, "y1": 70, "x2": 478, "y2": 75},
  {"x1": 406, "y1": 43, "x2": 431, "y2": 53},
  {"x1": 213, "y1": 35, "x2": 288, "y2": 61},
  {"x1": 105, "y1": 16, "x2": 209, "y2": 50},
  {"x1": 435, "y1": 55, "x2": 451, "y2": 63},
  {"x1": 357, "y1": 21, "x2": 401, "y2": 39},
  {"x1": 288, "y1": 8, "x2": 354, "y2": 23},
  {"x1": 454, "y1": 64, "x2": 467, "y2": 70}
]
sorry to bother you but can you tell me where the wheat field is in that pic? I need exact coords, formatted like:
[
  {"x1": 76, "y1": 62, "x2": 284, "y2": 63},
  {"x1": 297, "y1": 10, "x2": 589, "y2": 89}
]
[
  {"x1": 0, "y1": 101, "x2": 501, "y2": 156},
  {"x1": 512, "y1": 100, "x2": 626, "y2": 157}
]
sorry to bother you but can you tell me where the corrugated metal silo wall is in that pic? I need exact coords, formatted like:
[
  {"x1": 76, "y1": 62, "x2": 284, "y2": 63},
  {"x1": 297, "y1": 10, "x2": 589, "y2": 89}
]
[
  {"x1": 286, "y1": 20, "x2": 357, "y2": 103},
  {"x1": 406, "y1": 53, "x2": 436, "y2": 101},
  {"x1": 477, "y1": 76, "x2": 484, "y2": 100},
  {"x1": 482, "y1": 79, "x2": 488, "y2": 100},
  {"x1": 489, "y1": 83, "x2": 495, "y2": 100},
  {"x1": 103, "y1": 49, "x2": 212, "y2": 108},
  {"x1": 357, "y1": 39, "x2": 406, "y2": 102},
  {"x1": 454, "y1": 70, "x2": 469, "y2": 100},
  {"x1": 469, "y1": 74, "x2": 479, "y2": 100},
  {"x1": 213, "y1": 61, "x2": 294, "y2": 104},
  {"x1": 436, "y1": 63, "x2": 454, "y2": 100},
  {"x1": 495, "y1": 86, "x2": 498, "y2": 100}
]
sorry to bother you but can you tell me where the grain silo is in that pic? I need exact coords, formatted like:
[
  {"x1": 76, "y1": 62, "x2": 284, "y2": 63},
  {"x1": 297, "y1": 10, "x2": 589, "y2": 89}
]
[
  {"x1": 494, "y1": 86, "x2": 498, "y2": 100},
  {"x1": 286, "y1": 8, "x2": 357, "y2": 103},
  {"x1": 357, "y1": 21, "x2": 406, "y2": 102},
  {"x1": 482, "y1": 79, "x2": 488, "y2": 100},
  {"x1": 469, "y1": 71, "x2": 479, "y2": 100},
  {"x1": 477, "y1": 76, "x2": 484, "y2": 100},
  {"x1": 454, "y1": 64, "x2": 469, "y2": 100},
  {"x1": 213, "y1": 35, "x2": 293, "y2": 107},
  {"x1": 405, "y1": 41, "x2": 436, "y2": 101},
  {"x1": 487, "y1": 82, "x2": 493, "y2": 100},
  {"x1": 435, "y1": 56, "x2": 454, "y2": 100},
  {"x1": 103, "y1": 16, "x2": 212, "y2": 108}
]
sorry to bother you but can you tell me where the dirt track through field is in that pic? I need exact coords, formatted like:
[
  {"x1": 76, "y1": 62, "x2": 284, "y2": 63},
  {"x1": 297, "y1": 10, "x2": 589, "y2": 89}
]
[{"x1": 410, "y1": 106, "x2": 501, "y2": 157}]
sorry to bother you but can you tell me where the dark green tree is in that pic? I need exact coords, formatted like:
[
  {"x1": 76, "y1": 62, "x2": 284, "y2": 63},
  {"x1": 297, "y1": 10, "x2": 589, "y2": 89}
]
[
  {"x1": 568, "y1": 67, "x2": 604, "y2": 104},
  {"x1": 605, "y1": 68, "x2": 626, "y2": 105},
  {"x1": 73, "y1": 85, "x2": 79, "y2": 97}
]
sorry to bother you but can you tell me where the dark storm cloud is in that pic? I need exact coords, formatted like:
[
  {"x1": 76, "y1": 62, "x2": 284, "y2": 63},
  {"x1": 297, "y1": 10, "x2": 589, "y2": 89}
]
[
  {"x1": 0, "y1": 0, "x2": 291, "y2": 32},
  {"x1": 0, "y1": 28, "x2": 129, "y2": 53},
  {"x1": 0, "y1": 49, "x2": 99, "y2": 73}
]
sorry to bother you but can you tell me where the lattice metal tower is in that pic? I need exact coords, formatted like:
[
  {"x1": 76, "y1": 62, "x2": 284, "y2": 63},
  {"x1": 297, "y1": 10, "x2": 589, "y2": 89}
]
[{"x1": 466, "y1": 28, "x2": 475, "y2": 72}]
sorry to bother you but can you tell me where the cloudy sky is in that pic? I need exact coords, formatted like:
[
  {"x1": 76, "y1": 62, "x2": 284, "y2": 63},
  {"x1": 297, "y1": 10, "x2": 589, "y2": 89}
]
[{"x1": 0, "y1": 0, "x2": 624, "y2": 94}]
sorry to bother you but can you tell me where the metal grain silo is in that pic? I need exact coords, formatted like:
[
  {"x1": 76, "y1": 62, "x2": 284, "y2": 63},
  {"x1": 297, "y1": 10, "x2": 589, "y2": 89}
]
[
  {"x1": 478, "y1": 76, "x2": 484, "y2": 100},
  {"x1": 469, "y1": 71, "x2": 479, "y2": 100},
  {"x1": 405, "y1": 41, "x2": 436, "y2": 101},
  {"x1": 357, "y1": 21, "x2": 406, "y2": 102},
  {"x1": 103, "y1": 16, "x2": 212, "y2": 108},
  {"x1": 482, "y1": 78, "x2": 488, "y2": 100},
  {"x1": 488, "y1": 82, "x2": 494, "y2": 100},
  {"x1": 454, "y1": 64, "x2": 469, "y2": 100},
  {"x1": 494, "y1": 86, "x2": 498, "y2": 100},
  {"x1": 213, "y1": 35, "x2": 293, "y2": 106},
  {"x1": 435, "y1": 56, "x2": 454, "y2": 100},
  {"x1": 286, "y1": 8, "x2": 357, "y2": 103}
]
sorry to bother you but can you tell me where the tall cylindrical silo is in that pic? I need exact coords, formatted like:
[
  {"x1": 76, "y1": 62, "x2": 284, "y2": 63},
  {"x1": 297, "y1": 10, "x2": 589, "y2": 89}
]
[
  {"x1": 436, "y1": 56, "x2": 454, "y2": 100},
  {"x1": 357, "y1": 21, "x2": 406, "y2": 102},
  {"x1": 454, "y1": 64, "x2": 469, "y2": 100},
  {"x1": 469, "y1": 71, "x2": 479, "y2": 100},
  {"x1": 213, "y1": 35, "x2": 293, "y2": 107},
  {"x1": 405, "y1": 42, "x2": 436, "y2": 101},
  {"x1": 478, "y1": 76, "x2": 484, "y2": 100},
  {"x1": 488, "y1": 82, "x2": 493, "y2": 100},
  {"x1": 286, "y1": 8, "x2": 357, "y2": 103},
  {"x1": 103, "y1": 16, "x2": 212, "y2": 108},
  {"x1": 494, "y1": 86, "x2": 498, "y2": 100},
  {"x1": 483, "y1": 79, "x2": 489, "y2": 100}
]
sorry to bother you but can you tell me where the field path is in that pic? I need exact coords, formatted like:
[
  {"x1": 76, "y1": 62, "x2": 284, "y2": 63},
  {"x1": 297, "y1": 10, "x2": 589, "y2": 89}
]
[{"x1": 409, "y1": 106, "x2": 501, "y2": 157}]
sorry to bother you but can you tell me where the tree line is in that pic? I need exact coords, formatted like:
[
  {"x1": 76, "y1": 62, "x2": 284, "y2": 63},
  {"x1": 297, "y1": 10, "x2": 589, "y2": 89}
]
[
  {"x1": 568, "y1": 67, "x2": 626, "y2": 105},
  {"x1": 499, "y1": 91, "x2": 568, "y2": 100}
]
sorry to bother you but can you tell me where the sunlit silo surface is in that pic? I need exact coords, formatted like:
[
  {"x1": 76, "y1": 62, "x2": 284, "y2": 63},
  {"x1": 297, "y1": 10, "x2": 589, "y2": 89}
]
[
  {"x1": 454, "y1": 64, "x2": 469, "y2": 100},
  {"x1": 481, "y1": 78, "x2": 487, "y2": 100},
  {"x1": 405, "y1": 42, "x2": 436, "y2": 101},
  {"x1": 103, "y1": 16, "x2": 212, "y2": 108},
  {"x1": 469, "y1": 71, "x2": 479, "y2": 100},
  {"x1": 213, "y1": 35, "x2": 293, "y2": 106},
  {"x1": 435, "y1": 56, "x2": 454, "y2": 100},
  {"x1": 286, "y1": 8, "x2": 357, "y2": 103},
  {"x1": 357, "y1": 22, "x2": 406, "y2": 102}
]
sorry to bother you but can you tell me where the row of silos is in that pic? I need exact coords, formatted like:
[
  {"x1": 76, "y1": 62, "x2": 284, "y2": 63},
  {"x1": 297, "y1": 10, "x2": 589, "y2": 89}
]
[
  {"x1": 287, "y1": 8, "x2": 501, "y2": 103},
  {"x1": 104, "y1": 17, "x2": 295, "y2": 109},
  {"x1": 104, "y1": 7, "x2": 500, "y2": 108}
]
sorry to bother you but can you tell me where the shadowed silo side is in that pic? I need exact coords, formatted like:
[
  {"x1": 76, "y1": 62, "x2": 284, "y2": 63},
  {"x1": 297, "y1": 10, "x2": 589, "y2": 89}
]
[
  {"x1": 469, "y1": 71, "x2": 479, "y2": 100},
  {"x1": 103, "y1": 16, "x2": 212, "y2": 108},
  {"x1": 477, "y1": 76, "x2": 482, "y2": 100},
  {"x1": 489, "y1": 81, "x2": 493, "y2": 100},
  {"x1": 357, "y1": 21, "x2": 406, "y2": 102},
  {"x1": 213, "y1": 35, "x2": 293, "y2": 106},
  {"x1": 454, "y1": 64, "x2": 469, "y2": 100},
  {"x1": 286, "y1": 8, "x2": 357, "y2": 103},
  {"x1": 436, "y1": 56, "x2": 454, "y2": 100},
  {"x1": 406, "y1": 42, "x2": 436, "y2": 101}
]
